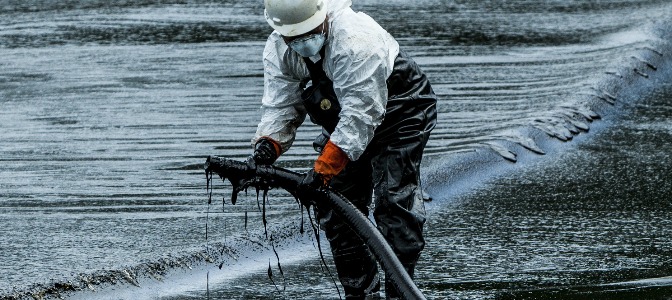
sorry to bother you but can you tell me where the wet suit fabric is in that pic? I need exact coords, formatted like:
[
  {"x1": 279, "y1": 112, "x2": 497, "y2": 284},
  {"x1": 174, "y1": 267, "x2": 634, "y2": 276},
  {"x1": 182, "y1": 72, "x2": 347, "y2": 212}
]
[
  {"x1": 254, "y1": 2, "x2": 399, "y2": 160},
  {"x1": 305, "y1": 50, "x2": 437, "y2": 299}
]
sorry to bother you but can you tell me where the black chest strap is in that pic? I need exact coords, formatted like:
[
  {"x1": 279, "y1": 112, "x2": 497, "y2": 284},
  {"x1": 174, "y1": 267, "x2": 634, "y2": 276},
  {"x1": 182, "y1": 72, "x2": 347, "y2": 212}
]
[{"x1": 301, "y1": 49, "x2": 341, "y2": 134}]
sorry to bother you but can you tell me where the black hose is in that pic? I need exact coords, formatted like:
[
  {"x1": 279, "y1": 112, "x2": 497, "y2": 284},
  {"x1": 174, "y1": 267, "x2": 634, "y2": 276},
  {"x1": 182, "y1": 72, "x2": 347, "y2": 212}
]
[{"x1": 205, "y1": 156, "x2": 426, "y2": 300}]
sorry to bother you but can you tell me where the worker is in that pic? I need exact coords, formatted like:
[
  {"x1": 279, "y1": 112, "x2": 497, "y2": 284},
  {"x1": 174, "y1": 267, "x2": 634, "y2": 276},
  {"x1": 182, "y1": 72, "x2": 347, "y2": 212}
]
[{"x1": 250, "y1": 0, "x2": 437, "y2": 298}]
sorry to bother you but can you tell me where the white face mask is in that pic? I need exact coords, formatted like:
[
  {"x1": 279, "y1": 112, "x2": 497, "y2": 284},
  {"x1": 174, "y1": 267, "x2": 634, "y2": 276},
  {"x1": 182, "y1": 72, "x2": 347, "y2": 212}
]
[{"x1": 288, "y1": 26, "x2": 326, "y2": 58}]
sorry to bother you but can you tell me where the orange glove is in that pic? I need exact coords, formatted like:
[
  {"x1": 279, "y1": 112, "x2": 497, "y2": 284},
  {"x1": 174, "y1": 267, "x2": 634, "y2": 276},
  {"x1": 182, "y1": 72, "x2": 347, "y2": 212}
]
[{"x1": 314, "y1": 140, "x2": 349, "y2": 185}]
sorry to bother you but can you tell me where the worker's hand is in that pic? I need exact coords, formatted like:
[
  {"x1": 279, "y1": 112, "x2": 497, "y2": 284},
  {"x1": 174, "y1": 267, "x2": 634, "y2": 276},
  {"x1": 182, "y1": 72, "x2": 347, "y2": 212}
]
[
  {"x1": 298, "y1": 140, "x2": 349, "y2": 194},
  {"x1": 296, "y1": 169, "x2": 327, "y2": 207},
  {"x1": 252, "y1": 137, "x2": 281, "y2": 165},
  {"x1": 300, "y1": 168, "x2": 328, "y2": 190},
  {"x1": 313, "y1": 140, "x2": 349, "y2": 184}
]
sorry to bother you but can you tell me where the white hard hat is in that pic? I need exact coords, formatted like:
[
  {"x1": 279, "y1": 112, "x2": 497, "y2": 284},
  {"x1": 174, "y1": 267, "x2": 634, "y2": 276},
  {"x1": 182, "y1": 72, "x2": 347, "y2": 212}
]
[{"x1": 264, "y1": 0, "x2": 327, "y2": 37}]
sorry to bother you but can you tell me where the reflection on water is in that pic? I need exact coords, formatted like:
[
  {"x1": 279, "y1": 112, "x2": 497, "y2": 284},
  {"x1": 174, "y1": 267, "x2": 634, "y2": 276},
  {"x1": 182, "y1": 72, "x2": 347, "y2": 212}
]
[{"x1": 1, "y1": 0, "x2": 672, "y2": 298}]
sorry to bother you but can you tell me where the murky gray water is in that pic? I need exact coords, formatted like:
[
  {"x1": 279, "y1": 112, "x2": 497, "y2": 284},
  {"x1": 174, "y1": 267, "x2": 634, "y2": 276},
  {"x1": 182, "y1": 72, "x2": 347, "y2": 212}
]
[
  {"x1": 419, "y1": 85, "x2": 672, "y2": 299},
  {"x1": 1, "y1": 0, "x2": 672, "y2": 299}
]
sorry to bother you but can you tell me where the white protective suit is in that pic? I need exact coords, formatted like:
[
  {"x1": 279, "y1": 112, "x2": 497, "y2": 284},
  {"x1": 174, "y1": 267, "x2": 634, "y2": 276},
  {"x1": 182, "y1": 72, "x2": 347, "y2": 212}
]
[{"x1": 252, "y1": 0, "x2": 400, "y2": 161}]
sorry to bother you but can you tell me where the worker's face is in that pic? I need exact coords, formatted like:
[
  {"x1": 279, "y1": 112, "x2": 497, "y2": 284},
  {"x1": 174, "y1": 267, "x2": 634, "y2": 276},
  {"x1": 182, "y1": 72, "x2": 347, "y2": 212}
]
[{"x1": 283, "y1": 21, "x2": 327, "y2": 57}]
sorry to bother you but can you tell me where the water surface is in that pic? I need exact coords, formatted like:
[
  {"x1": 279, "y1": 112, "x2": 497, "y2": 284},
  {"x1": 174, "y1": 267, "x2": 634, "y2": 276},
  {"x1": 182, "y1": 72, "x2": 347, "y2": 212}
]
[{"x1": 1, "y1": 0, "x2": 671, "y2": 298}]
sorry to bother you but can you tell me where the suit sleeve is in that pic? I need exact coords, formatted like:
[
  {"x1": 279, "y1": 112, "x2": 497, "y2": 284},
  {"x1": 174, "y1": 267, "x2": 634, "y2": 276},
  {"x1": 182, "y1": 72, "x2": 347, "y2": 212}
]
[{"x1": 252, "y1": 34, "x2": 308, "y2": 154}]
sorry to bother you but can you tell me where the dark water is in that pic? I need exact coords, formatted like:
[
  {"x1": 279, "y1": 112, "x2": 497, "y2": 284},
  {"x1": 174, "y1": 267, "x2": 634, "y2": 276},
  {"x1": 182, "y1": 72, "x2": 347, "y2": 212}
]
[
  {"x1": 419, "y1": 85, "x2": 672, "y2": 299},
  {"x1": 1, "y1": 0, "x2": 672, "y2": 299}
]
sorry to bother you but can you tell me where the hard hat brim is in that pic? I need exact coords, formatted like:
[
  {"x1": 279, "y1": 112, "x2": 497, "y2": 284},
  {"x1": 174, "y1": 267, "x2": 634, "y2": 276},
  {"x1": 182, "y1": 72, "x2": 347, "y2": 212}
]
[{"x1": 265, "y1": 4, "x2": 327, "y2": 37}]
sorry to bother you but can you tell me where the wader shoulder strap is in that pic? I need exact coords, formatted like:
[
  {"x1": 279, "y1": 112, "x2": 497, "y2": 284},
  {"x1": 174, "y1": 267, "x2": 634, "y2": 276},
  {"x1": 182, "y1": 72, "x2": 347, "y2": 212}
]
[
  {"x1": 302, "y1": 48, "x2": 328, "y2": 81},
  {"x1": 300, "y1": 48, "x2": 341, "y2": 136}
]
